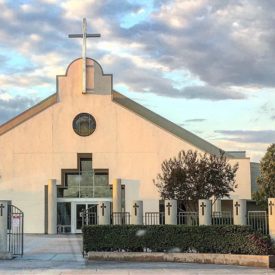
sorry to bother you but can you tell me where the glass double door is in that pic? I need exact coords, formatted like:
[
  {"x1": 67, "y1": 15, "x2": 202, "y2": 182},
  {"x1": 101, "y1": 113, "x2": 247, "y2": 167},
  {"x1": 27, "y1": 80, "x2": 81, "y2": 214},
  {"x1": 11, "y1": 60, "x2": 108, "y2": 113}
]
[{"x1": 75, "y1": 203, "x2": 97, "y2": 233}]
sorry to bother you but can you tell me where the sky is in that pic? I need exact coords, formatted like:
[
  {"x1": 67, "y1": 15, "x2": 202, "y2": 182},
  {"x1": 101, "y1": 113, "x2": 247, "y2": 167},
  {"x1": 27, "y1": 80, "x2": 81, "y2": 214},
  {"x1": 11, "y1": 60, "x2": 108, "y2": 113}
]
[{"x1": 0, "y1": 0, "x2": 275, "y2": 162}]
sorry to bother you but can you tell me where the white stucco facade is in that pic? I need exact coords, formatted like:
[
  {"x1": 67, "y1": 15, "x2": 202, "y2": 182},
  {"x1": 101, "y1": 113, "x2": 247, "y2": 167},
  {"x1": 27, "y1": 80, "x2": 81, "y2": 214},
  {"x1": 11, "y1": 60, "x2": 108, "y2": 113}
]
[{"x1": 0, "y1": 58, "x2": 253, "y2": 233}]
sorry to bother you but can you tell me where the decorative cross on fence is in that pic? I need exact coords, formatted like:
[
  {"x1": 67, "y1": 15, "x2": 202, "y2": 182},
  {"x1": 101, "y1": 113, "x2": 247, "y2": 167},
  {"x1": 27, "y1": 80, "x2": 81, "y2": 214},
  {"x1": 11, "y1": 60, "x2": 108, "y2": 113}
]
[
  {"x1": 0, "y1": 203, "x2": 5, "y2": 217},
  {"x1": 200, "y1": 202, "x2": 206, "y2": 216},
  {"x1": 269, "y1": 201, "x2": 274, "y2": 215},
  {"x1": 100, "y1": 203, "x2": 106, "y2": 216},
  {"x1": 234, "y1": 201, "x2": 240, "y2": 216},
  {"x1": 133, "y1": 203, "x2": 139, "y2": 216},
  {"x1": 166, "y1": 202, "x2": 172, "y2": 216}
]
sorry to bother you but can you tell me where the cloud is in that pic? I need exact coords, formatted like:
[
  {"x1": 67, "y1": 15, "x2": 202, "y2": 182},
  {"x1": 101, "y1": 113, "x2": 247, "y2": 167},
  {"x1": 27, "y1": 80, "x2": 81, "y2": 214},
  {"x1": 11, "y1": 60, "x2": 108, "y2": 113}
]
[
  {"x1": 259, "y1": 102, "x2": 275, "y2": 121},
  {"x1": 213, "y1": 138, "x2": 269, "y2": 162},
  {"x1": 0, "y1": 0, "x2": 274, "y2": 101},
  {"x1": 141, "y1": 0, "x2": 275, "y2": 88},
  {"x1": 215, "y1": 130, "x2": 275, "y2": 144},
  {"x1": 95, "y1": 0, "x2": 275, "y2": 99},
  {"x1": 0, "y1": 91, "x2": 38, "y2": 125},
  {"x1": 108, "y1": 55, "x2": 246, "y2": 100},
  {"x1": 0, "y1": 54, "x2": 8, "y2": 64},
  {"x1": 184, "y1": 118, "x2": 206, "y2": 123},
  {"x1": 180, "y1": 85, "x2": 245, "y2": 100},
  {"x1": 259, "y1": 102, "x2": 275, "y2": 114}
]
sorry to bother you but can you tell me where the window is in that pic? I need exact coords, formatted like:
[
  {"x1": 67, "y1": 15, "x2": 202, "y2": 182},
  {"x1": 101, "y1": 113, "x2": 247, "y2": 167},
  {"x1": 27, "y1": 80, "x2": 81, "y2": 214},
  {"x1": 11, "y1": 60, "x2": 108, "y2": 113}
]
[
  {"x1": 72, "y1": 113, "x2": 96, "y2": 136},
  {"x1": 58, "y1": 158, "x2": 111, "y2": 198},
  {"x1": 80, "y1": 158, "x2": 92, "y2": 171}
]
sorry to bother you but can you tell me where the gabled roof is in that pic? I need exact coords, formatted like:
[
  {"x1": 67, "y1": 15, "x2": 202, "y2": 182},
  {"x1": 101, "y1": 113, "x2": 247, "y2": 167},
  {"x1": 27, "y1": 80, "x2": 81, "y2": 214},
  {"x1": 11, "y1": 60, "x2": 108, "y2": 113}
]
[
  {"x1": 0, "y1": 88, "x2": 238, "y2": 159},
  {"x1": 0, "y1": 93, "x2": 57, "y2": 136},
  {"x1": 112, "y1": 90, "x2": 237, "y2": 158}
]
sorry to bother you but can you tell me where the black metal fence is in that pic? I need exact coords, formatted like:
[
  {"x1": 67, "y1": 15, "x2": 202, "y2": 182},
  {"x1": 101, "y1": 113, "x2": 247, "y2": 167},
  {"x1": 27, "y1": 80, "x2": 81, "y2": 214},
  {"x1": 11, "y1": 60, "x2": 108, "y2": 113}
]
[
  {"x1": 81, "y1": 209, "x2": 131, "y2": 226},
  {"x1": 80, "y1": 209, "x2": 269, "y2": 236},
  {"x1": 7, "y1": 205, "x2": 24, "y2": 256},
  {"x1": 247, "y1": 211, "x2": 268, "y2": 235},
  {"x1": 178, "y1": 212, "x2": 198, "y2": 225},
  {"x1": 212, "y1": 211, "x2": 233, "y2": 225}
]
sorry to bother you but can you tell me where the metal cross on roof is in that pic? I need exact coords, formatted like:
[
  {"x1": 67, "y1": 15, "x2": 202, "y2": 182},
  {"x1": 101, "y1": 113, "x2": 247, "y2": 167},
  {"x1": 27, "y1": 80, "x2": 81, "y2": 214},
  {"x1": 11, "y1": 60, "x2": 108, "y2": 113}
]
[{"x1": 68, "y1": 18, "x2": 101, "y2": 94}]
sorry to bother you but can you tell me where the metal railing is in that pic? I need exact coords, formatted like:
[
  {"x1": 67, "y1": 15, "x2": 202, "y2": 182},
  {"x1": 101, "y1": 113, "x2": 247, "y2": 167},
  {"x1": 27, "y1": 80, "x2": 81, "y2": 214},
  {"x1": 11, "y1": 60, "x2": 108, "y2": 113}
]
[
  {"x1": 81, "y1": 207, "x2": 98, "y2": 226},
  {"x1": 247, "y1": 211, "x2": 268, "y2": 235},
  {"x1": 144, "y1": 212, "x2": 165, "y2": 225},
  {"x1": 212, "y1": 211, "x2": 233, "y2": 225},
  {"x1": 178, "y1": 212, "x2": 198, "y2": 225},
  {"x1": 7, "y1": 205, "x2": 24, "y2": 256},
  {"x1": 112, "y1": 212, "x2": 130, "y2": 225}
]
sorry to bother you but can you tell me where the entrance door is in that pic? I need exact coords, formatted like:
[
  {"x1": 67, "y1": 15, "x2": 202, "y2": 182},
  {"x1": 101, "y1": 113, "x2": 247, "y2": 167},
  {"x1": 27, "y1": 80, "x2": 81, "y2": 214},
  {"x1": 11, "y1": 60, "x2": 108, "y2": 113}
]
[
  {"x1": 75, "y1": 203, "x2": 97, "y2": 233},
  {"x1": 76, "y1": 204, "x2": 86, "y2": 233}
]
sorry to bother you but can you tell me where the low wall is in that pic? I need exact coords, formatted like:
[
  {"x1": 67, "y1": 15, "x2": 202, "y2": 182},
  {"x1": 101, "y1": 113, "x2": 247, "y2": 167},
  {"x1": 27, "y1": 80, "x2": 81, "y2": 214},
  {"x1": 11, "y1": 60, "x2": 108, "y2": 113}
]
[{"x1": 88, "y1": 252, "x2": 275, "y2": 268}]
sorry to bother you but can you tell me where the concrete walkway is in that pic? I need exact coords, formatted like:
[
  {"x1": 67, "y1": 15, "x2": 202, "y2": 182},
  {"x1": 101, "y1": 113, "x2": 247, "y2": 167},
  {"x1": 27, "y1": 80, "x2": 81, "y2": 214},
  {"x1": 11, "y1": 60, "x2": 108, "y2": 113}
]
[{"x1": 0, "y1": 234, "x2": 274, "y2": 274}]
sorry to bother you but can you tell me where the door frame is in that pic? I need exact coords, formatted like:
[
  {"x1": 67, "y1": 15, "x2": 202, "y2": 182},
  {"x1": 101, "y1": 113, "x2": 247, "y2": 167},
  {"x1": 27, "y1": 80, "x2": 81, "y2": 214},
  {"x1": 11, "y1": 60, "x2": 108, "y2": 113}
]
[
  {"x1": 57, "y1": 198, "x2": 112, "y2": 234},
  {"x1": 73, "y1": 202, "x2": 98, "y2": 233}
]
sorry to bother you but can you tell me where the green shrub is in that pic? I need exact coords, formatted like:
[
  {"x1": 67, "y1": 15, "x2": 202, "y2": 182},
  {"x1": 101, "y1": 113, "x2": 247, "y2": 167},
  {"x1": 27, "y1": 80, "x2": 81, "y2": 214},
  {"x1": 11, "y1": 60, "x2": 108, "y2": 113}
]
[{"x1": 82, "y1": 225, "x2": 271, "y2": 255}]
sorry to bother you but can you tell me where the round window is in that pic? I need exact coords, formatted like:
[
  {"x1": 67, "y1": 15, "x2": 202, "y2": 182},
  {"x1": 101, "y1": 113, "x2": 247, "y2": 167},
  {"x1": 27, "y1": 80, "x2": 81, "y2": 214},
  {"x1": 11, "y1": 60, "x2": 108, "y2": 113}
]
[{"x1": 72, "y1": 113, "x2": 96, "y2": 136}]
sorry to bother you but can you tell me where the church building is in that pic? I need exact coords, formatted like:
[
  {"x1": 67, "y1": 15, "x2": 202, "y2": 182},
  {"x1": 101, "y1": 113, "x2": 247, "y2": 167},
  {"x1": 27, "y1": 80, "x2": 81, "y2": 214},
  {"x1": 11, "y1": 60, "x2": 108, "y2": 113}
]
[
  {"x1": 0, "y1": 57, "x2": 259, "y2": 233},
  {"x1": 0, "y1": 22, "x2": 259, "y2": 234}
]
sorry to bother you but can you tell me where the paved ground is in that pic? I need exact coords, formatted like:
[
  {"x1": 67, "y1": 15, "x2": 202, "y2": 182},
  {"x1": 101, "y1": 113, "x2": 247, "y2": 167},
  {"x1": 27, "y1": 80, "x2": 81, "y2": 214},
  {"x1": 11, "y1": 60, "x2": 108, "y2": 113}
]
[{"x1": 0, "y1": 234, "x2": 274, "y2": 274}]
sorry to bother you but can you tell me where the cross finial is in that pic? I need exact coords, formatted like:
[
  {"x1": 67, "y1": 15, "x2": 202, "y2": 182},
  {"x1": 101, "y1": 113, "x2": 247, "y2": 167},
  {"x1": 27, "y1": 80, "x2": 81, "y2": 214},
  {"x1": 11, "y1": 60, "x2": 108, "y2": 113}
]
[
  {"x1": 100, "y1": 203, "x2": 107, "y2": 216},
  {"x1": 133, "y1": 203, "x2": 139, "y2": 216},
  {"x1": 166, "y1": 202, "x2": 172, "y2": 216},
  {"x1": 269, "y1": 201, "x2": 274, "y2": 216},
  {"x1": 68, "y1": 18, "x2": 101, "y2": 94},
  {"x1": 234, "y1": 201, "x2": 240, "y2": 216},
  {"x1": 200, "y1": 202, "x2": 206, "y2": 216},
  {"x1": 0, "y1": 203, "x2": 5, "y2": 217}
]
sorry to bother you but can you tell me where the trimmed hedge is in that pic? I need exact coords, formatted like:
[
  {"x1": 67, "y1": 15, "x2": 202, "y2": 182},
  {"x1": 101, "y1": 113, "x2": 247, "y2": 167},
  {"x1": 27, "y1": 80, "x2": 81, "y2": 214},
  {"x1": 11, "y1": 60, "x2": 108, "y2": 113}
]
[{"x1": 83, "y1": 225, "x2": 271, "y2": 255}]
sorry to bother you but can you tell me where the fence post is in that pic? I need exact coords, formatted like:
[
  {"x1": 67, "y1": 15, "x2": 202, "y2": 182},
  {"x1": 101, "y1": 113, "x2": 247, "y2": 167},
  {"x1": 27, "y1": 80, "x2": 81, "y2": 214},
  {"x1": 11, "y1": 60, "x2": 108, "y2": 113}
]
[
  {"x1": 0, "y1": 200, "x2": 12, "y2": 259},
  {"x1": 233, "y1": 199, "x2": 247, "y2": 225},
  {"x1": 165, "y1": 200, "x2": 177, "y2": 225},
  {"x1": 198, "y1": 199, "x2": 211, "y2": 225},
  {"x1": 97, "y1": 201, "x2": 111, "y2": 225},
  {"x1": 268, "y1": 198, "x2": 275, "y2": 240},
  {"x1": 131, "y1": 200, "x2": 143, "y2": 225}
]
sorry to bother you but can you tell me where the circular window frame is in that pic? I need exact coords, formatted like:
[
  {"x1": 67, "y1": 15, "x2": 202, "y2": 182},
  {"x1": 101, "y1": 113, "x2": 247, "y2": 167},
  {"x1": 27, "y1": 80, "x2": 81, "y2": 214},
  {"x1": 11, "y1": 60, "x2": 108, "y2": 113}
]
[{"x1": 72, "y1": 113, "x2": 96, "y2": 137}]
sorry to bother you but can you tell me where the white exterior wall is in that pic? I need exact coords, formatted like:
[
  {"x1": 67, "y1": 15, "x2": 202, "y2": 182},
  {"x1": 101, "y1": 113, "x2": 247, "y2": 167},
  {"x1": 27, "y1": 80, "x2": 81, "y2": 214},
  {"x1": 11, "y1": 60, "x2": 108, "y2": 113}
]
[
  {"x1": 0, "y1": 59, "x2": 252, "y2": 233},
  {"x1": 229, "y1": 158, "x2": 252, "y2": 200}
]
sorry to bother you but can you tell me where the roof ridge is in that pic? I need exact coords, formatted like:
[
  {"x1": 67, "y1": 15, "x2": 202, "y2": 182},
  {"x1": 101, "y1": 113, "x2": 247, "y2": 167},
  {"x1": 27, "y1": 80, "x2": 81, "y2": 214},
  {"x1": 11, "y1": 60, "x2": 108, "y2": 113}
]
[{"x1": 111, "y1": 90, "x2": 237, "y2": 158}]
